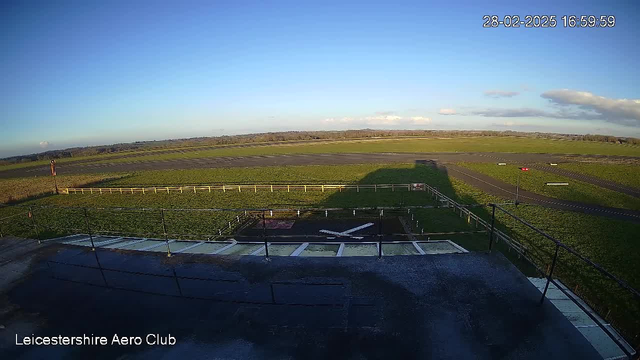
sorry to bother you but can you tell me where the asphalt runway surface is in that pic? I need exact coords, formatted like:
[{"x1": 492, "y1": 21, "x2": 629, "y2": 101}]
[{"x1": 2, "y1": 151, "x2": 639, "y2": 222}]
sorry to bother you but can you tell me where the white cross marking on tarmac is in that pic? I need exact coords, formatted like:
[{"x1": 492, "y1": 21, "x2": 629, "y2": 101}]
[{"x1": 319, "y1": 222, "x2": 374, "y2": 239}]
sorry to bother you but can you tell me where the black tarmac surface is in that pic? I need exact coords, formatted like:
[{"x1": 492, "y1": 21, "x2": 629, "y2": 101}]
[
  {"x1": 237, "y1": 217, "x2": 408, "y2": 242},
  {"x1": 0, "y1": 244, "x2": 601, "y2": 360}
]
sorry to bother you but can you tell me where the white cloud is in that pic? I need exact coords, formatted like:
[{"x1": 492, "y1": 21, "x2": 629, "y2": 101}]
[
  {"x1": 541, "y1": 89, "x2": 640, "y2": 126},
  {"x1": 438, "y1": 108, "x2": 456, "y2": 115},
  {"x1": 410, "y1": 116, "x2": 431, "y2": 124},
  {"x1": 323, "y1": 114, "x2": 431, "y2": 127},
  {"x1": 484, "y1": 90, "x2": 520, "y2": 98},
  {"x1": 363, "y1": 115, "x2": 403, "y2": 125},
  {"x1": 39, "y1": 141, "x2": 50, "y2": 149}
]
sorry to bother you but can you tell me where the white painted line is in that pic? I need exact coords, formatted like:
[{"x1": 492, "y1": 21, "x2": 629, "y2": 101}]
[
  {"x1": 112, "y1": 239, "x2": 148, "y2": 249},
  {"x1": 211, "y1": 241, "x2": 236, "y2": 254},
  {"x1": 106, "y1": 239, "x2": 147, "y2": 249},
  {"x1": 174, "y1": 241, "x2": 205, "y2": 253},
  {"x1": 250, "y1": 243, "x2": 268, "y2": 256},
  {"x1": 139, "y1": 240, "x2": 174, "y2": 251},
  {"x1": 336, "y1": 243, "x2": 345, "y2": 257},
  {"x1": 319, "y1": 230, "x2": 364, "y2": 239},
  {"x1": 446, "y1": 240, "x2": 469, "y2": 253},
  {"x1": 93, "y1": 237, "x2": 124, "y2": 247},
  {"x1": 342, "y1": 223, "x2": 374, "y2": 234},
  {"x1": 412, "y1": 242, "x2": 426, "y2": 255},
  {"x1": 319, "y1": 222, "x2": 373, "y2": 239},
  {"x1": 64, "y1": 236, "x2": 91, "y2": 244},
  {"x1": 290, "y1": 243, "x2": 309, "y2": 257},
  {"x1": 51, "y1": 234, "x2": 87, "y2": 243}
]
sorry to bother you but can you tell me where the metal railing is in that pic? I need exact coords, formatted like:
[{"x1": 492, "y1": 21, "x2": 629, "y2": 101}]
[{"x1": 423, "y1": 184, "x2": 639, "y2": 358}]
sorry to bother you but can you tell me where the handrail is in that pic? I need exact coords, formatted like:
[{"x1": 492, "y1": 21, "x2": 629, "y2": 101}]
[{"x1": 493, "y1": 204, "x2": 640, "y2": 301}]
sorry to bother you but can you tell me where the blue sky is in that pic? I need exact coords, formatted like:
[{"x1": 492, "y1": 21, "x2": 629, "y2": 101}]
[{"x1": 1, "y1": 0, "x2": 639, "y2": 157}]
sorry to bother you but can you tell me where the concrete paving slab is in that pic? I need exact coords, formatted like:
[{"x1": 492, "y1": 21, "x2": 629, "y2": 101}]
[
  {"x1": 417, "y1": 241, "x2": 461, "y2": 254},
  {"x1": 218, "y1": 243, "x2": 263, "y2": 255},
  {"x1": 342, "y1": 243, "x2": 378, "y2": 256},
  {"x1": 299, "y1": 244, "x2": 340, "y2": 257},
  {"x1": 382, "y1": 243, "x2": 419, "y2": 255},
  {"x1": 179, "y1": 242, "x2": 228, "y2": 254}
]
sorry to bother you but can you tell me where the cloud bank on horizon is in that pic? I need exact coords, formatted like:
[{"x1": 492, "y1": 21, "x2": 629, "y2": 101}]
[{"x1": 326, "y1": 90, "x2": 640, "y2": 133}]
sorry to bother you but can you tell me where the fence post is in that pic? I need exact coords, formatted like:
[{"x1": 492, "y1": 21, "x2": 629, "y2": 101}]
[
  {"x1": 488, "y1": 204, "x2": 496, "y2": 252},
  {"x1": 84, "y1": 208, "x2": 95, "y2": 251},
  {"x1": 29, "y1": 207, "x2": 41, "y2": 244},
  {"x1": 378, "y1": 212, "x2": 383, "y2": 259},
  {"x1": 262, "y1": 211, "x2": 269, "y2": 259},
  {"x1": 541, "y1": 244, "x2": 560, "y2": 304},
  {"x1": 161, "y1": 209, "x2": 171, "y2": 257},
  {"x1": 0, "y1": 220, "x2": 3, "y2": 237}
]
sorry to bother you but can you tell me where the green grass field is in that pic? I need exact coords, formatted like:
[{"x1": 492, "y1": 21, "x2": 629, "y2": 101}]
[
  {"x1": 3, "y1": 136, "x2": 640, "y2": 172},
  {"x1": 557, "y1": 162, "x2": 640, "y2": 189},
  {"x1": 0, "y1": 174, "x2": 122, "y2": 204},
  {"x1": 457, "y1": 162, "x2": 640, "y2": 211},
  {"x1": 102, "y1": 163, "x2": 440, "y2": 186}
]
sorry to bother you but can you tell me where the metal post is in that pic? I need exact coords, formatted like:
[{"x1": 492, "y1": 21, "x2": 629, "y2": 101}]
[
  {"x1": 378, "y1": 213, "x2": 382, "y2": 259},
  {"x1": 28, "y1": 207, "x2": 41, "y2": 244},
  {"x1": 516, "y1": 171, "x2": 520, "y2": 205},
  {"x1": 84, "y1": 208, "x2": 95, "y2": 251},
  {"x1": 161, "y1": 209, "x2": 171, "y2": 257},
  {"x1": 488, "y1": 204, "x2": 496, "y2": 251},
  {"x1": 541, "y1": 244, "x2": 560, "y2": 303},
  {"x1": 0, "y1": 220, "x2": 3, "y2": 237},
  {"x1": 262, "y1": 211, "x2": 269, "y2": 259},
  {"x1": 53, "y1": 175, "x2": 59, "y2": 195}
]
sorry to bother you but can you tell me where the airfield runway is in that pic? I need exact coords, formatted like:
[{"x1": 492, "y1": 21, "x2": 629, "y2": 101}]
[{"x1": 2, "y1": 152, "x2": 639, "y2": 222}]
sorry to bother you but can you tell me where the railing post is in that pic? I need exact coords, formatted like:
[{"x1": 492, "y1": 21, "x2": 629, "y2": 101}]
[
  {"x1": 262, "y1": 211, "x2": 269, "y2": 259},
  {"x1": 488, "y1": 204, "x2": 496, "y2": 251},
  {"x1": 161, "y1": 209, "x2": 171, "y2": 257},
  {"x1": 541, "y1": 243, "x2": 560, "y2": 303},
  {"x1": 378, "y1": 212, "x2": 382, "y2": 259},
  {"x1": 0, "y1": 220, "x2": 3, "y2": 237},
  {"x1": 29, "y1": 207, "x2": 41, "y2": 244},
  {"x1": 84, "y1": 208, "x2": 95, "y2": 251}
]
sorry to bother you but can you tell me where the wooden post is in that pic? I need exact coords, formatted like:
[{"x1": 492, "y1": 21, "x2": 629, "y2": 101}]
[
  {"x1": 223, "y1": 185, "x2": 226, "y2": 193},
  {"x1": 287, "y1": 185, "x2": 290, "y2": 192},
  {"x1": 270, "y1": 185, "x2": 273, "y2": 192},
  {"x1": 255, "y1": 185, "x2": 257, "y2": 193}
]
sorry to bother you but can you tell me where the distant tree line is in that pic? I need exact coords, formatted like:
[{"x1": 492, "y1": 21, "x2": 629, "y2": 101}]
[{"x1": 2, "y1": 130, "x2": 639, "y2": 165}]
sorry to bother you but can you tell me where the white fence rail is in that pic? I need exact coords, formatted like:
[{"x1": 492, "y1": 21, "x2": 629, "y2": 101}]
[{"x1": 63, "y1": 183, "x2": 427, "y2": 195}]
